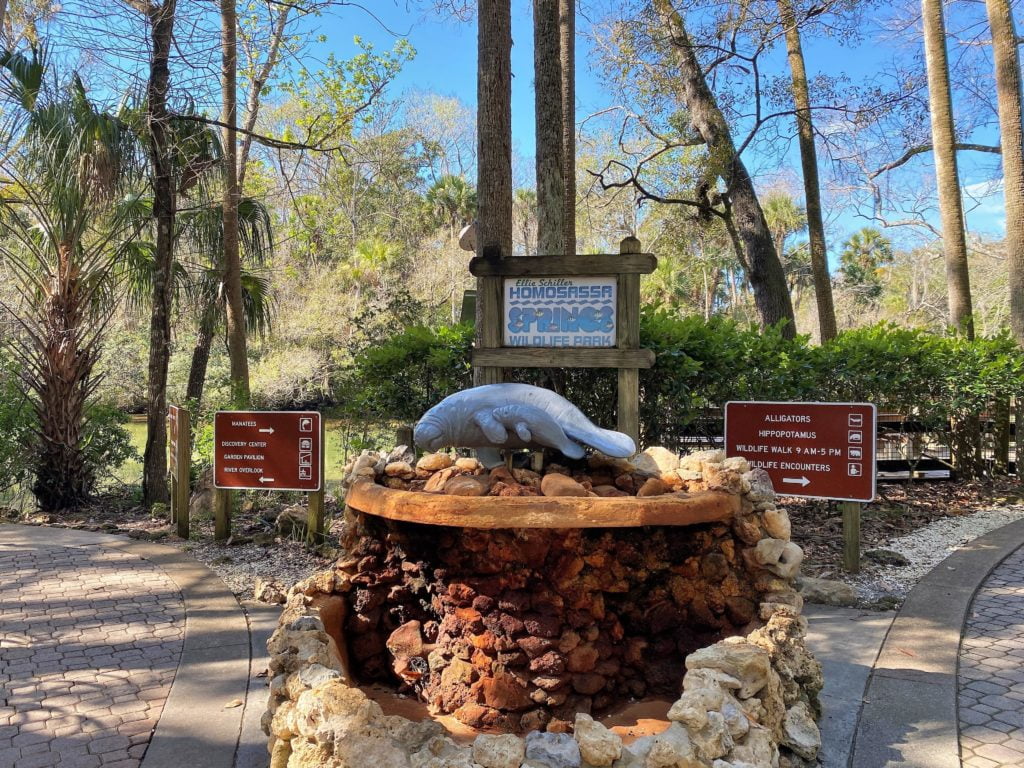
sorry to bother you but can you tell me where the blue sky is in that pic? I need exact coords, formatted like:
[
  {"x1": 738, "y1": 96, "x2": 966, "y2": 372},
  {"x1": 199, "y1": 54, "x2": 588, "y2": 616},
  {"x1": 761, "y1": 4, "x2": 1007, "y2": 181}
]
[{"x1": 312, "y1": 2, "x2": 1008, "y2": 251}]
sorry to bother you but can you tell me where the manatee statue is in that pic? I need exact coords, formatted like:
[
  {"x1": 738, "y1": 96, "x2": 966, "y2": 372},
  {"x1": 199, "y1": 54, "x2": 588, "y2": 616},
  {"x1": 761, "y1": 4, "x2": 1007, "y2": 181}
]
[{"x1": 413, "y1": 383, "x2": 636, "y2": 467}]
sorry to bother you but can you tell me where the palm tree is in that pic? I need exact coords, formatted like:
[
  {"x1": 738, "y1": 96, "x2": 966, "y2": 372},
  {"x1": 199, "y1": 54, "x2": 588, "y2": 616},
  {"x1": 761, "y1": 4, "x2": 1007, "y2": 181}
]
[
  {"x1": 839, "y1": 228, "x2": 892, "y2": 303},
  {"x1": 424, "y1": 175, "x2": 477, "y2": 239},
  {"x1": 534, "y1": 0, "x2": 564, "y2": 255},
  {"x1": 922, "y1": 0, "x2": 974, "y2": 338},
  {"x1": 0, "y1": 48, "x2": 145, "y2": 510}
]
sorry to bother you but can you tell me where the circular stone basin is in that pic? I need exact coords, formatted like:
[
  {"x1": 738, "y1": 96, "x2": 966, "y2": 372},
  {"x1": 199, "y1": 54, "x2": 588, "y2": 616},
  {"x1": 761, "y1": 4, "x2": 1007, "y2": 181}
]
[{"x1": 335, "y1": 477, "x2": 777, "y2": 733}]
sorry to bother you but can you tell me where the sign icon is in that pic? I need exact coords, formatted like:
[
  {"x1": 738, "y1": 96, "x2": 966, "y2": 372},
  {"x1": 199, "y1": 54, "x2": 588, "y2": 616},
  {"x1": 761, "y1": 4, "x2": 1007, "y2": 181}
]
[
  {"x1": 299, "y1": 452, "x2": 312, "y2": 467},
  {"x1": 848, "y1": 463, "x2": 863, "y2": 477},
  {"x1": 848, "y1": 430, "x2": 863, "y2": 444},
  {"x1": 299, "y1": 437, "x2": 312, "y2": 451},
  {"x1": 848, "y1": 446, "x2": 863, "y2": 460},
  {"x1": 300, "y1": 417, "x2": 313, "y2": 432},
  {"x1": 299, "y1": 467, "x2": 311, "y2": 480},
  {"x1": 848, "y1": 414, "x2": 863, "y2": 428}
]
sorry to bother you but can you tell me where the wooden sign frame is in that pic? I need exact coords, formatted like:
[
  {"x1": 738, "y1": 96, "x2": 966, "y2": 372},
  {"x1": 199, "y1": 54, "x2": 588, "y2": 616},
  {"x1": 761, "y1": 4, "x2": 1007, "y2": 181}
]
[
  {"x1": 470, "y1": 237, "x2": 656, "y2": 441},
  {"x1": 167, "y1": 404, "x2": 191, "y2": 539}
]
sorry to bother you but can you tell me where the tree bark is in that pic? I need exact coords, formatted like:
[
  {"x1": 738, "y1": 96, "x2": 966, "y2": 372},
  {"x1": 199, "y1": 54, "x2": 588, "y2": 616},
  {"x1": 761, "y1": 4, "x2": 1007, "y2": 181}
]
[
  {"x1": 985, "y1": 0, "x2": 1024, "y2": 349},
  {"x1": 922, "y1": 0, "x2": 974, "y2": 338},
  {"x1": 238, "y1": 4, "x2": 289, "y2": 188},
  {"x1": 534, "y1": 0, "x2": 564, "y2": 255},
  {"x1": 559, "y1": 0, "x2": 576, "y2": 256},
  {"x1": 185, "y1": 300, "x2": 217, "y2": 407},
  {"x1": 141, "y1": 0, "x2": 177, "y2": 507},
  {"x1": 654, "y1": 0, "x2": 796, "y2": 337},
  {"x1": 777, "y1": 0, "x2": 836, "y2": 341},
  {"x1": 474, "y1": 0, "x2": 513, "y2": 386},
  {"x1": 221, "y1": 0, "x2": 251, "y2": 404}
]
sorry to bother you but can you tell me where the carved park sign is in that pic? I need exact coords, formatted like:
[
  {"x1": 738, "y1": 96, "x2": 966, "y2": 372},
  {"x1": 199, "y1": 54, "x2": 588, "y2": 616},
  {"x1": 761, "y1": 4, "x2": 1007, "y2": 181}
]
[
  {"x1": 724, "y1": 401, "x2": 877, "y2": 503},
  {"x1": 214, "y1": 411, "x2": 322, "y2": 492},
  {"x1": 503, "y1": 276, "x2": 617, "y2": 347}
]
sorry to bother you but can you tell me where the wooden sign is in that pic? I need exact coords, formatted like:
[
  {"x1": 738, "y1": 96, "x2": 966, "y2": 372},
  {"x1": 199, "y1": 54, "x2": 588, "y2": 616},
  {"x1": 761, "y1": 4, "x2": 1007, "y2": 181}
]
[
  {"x1": 470, "y1": 238, "x2": 656, "y2": 442},
  {"x1": 167, "y1": 405, "x2": 190, "y2": 539},
  {"x1": 503, "y1": 276, "x2": 616, "y2": 347},
  {"x1": 724, "y1": 401, "x2": 877, "y2": 503},
  {"x1": 214, "y1": 411, "x2": 322, "y2": 492}
]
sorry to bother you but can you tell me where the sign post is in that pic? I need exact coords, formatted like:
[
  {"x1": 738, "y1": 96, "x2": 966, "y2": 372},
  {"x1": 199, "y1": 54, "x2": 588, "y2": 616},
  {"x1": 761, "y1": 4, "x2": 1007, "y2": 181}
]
[
  {"x1": 213, "y1": 410, "x2": 323, "y2": 543},
  {"x1": 724, "y1": 401, "x2": 877, "y2": 573},
  {"x1": 167, "y1": 405, "x2": 191, "y2": 539}
]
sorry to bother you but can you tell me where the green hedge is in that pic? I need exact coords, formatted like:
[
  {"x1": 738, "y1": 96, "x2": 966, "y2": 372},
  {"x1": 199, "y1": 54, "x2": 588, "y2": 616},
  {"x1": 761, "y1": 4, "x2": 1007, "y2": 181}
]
[{"x1": 339, "y1": 314, "x2": 1024, "y2": 471}]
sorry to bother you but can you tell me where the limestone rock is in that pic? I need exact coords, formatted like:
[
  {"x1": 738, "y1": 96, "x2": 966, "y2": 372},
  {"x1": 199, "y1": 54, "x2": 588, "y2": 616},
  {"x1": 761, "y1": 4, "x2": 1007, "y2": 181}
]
[
  {"x1": 689, "y1": 710, "x2": 733, "y2": 761},
  {"x1": 573, "y1": 713, "x2": 622, "y2": 767},
  {"x1": 762, "y1": 509, "x2": 790, "y2": 541},
  {"x1": 524, "y1": 730, "x2": 582, "y2": 768},
  {"x1": 682, "y1": 668, "x2": 742, "y2": 693},
  {"x1": 781, "y1": 702, "x2": 820, "y2": 760},
  {"x1": 686, "y1": 641, "x2": 772, "y2": 699},
  {"x1": 445, "y1": 475, "x2": 491, "y2": 497},
  {"x1": 254, "y1": 577, "x2": 287, "y2": 604},
  {"x1": 667, "y1": 687, "x2": 723, "y2": 729},
  {"x1": 742, "y1": 470, "x2": 775, "y2": 503},
  {"x1": 276, "y1": 506, "x2": 308, "y2": 539},
  {"x1": 386, "y1": 461, "x2": 416, "y2": 479},
  {"x1": 679, "y1": 449, "x2": 725, "y2": 472},
  {"x1": 633, "y1": 447, "x2": 681, "y2": 476},
  {"x1": 418, "y1": 452, "x2": 454, "y2": 472},
  {"x1": 728, "y1": 725, "x2": 778, "y2": 768},
  {"x1": 764, "y1": 543, "x2": 803, "y2": 581},
  {"x1": 721, "y1": 457, "x2": 750, "y2": 474},
  {"x1": 754, "y1": 539, "x2": 787, "y2": 567},
  {"x1": 645, "y1": 722, "x2": 704, "y2": 768},
  {"x1": 720, "y1": 694, "x2": 750, "y2": 740},
  {"x1": 797, "y1": 577, "x2": 857, "y2": 607},
  {"x1": 540, "y1": 474, "x2": 589, "y2": 497},
  {"x1": 473, "y1": 733, "x2": 526, "y2": 768},
  {"x1": 456, "y1": 456, "x2": 483, "y2": 472}
]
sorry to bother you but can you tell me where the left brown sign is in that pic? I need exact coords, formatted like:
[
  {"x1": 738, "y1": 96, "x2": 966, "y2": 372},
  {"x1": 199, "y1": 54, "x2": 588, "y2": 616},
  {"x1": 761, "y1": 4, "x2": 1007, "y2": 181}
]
[{"x1": 214, "y1": 411, "x2": 322, "y2": 491}]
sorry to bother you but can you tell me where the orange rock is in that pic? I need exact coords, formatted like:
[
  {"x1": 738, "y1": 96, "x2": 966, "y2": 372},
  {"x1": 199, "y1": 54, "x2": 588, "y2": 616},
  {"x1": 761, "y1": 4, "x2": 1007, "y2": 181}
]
[
  {"x1": 540, "y1": 473, "x2": 588, "y2": 497},
  {"x1": 444, "y1": 475, "x2": 490, "y2": 497},
  {"x1": 423, "y1": 467, "x2": 455, "y2": 493},
  {"x1": 637, "y1": 477, "x2": 669, "y2": 497},
  {"x1": 592, "y1": 484, "x2": 628, "y2": 498}
]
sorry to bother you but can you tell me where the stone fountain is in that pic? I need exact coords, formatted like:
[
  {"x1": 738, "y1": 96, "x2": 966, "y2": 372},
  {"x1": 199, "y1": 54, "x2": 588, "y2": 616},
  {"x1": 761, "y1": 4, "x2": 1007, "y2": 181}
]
[{"x1": 263, "y1": 386, "x2": 823, "y2": 768}]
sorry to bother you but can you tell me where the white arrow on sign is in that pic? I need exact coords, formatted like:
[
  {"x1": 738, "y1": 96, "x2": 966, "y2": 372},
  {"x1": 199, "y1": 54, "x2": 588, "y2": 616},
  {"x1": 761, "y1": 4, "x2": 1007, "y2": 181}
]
[
  {"x1": 259, "y1": 476, "x2": 275, "y2": 483},
  {"x1": 782, "y1": 476, "x2": 810, "y2": 487},
  {"x1": 258, "y1": 427, "x2": 275, "y2": 434}
]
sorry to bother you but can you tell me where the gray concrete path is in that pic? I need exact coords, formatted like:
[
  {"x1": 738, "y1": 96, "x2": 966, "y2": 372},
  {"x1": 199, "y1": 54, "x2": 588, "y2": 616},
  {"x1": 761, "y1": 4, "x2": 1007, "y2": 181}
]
[{"x1": 0, "y1": 524, "x2": 253, "y2": 768}]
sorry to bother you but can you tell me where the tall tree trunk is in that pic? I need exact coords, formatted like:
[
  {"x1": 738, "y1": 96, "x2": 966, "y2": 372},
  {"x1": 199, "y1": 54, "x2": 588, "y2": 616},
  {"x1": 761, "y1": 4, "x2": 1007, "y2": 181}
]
[
  {"x1": 238, "y1": 4, "x2": 289, "y2": 188},
  {"x1": 985, "y1": 0, "x2": 1024, "y2": 349},
  {"x1": 185, "y1": 301, "x2": 217, "y2": 407},
  {"x1": 33, "y1": 246, "x2": 96, "y2": 511},
  {"x1": 559, "y1": 0, "x2": 575, "y2": 256},
  {"x1": 534, "y1": 0, "x2": 563, "y2": 254},
  {"x1": 922, "y1": 0, "x2": 975, "y2": 338},
  {"x1": 654, "y1": 0, "x2": 796, "y2": 337},
  {"x1": 777, "y1": 0, "x2": 836, "y2": 341},
  {"x1": 221, "y1": 0, "x2": 250, "y2": 404},
  {"x1": 141, "y1": 0, "x2": 177, "y2": 507},
  {"x1": 475, "y1": 0, "x2": 513, "y2": 386}
]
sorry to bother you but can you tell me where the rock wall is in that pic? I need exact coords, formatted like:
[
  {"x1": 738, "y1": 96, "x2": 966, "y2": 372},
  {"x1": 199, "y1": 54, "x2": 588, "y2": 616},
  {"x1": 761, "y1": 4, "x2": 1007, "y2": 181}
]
[{"x1": 264, "y1": 449, "x2": 824, "y2": 768}]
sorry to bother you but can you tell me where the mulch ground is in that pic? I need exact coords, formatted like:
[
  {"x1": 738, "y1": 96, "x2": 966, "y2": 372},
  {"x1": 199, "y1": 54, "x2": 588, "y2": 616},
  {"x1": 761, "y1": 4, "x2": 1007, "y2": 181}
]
[{"x1": 788, "y1": 477, "x2": 1024, "y2": 571}]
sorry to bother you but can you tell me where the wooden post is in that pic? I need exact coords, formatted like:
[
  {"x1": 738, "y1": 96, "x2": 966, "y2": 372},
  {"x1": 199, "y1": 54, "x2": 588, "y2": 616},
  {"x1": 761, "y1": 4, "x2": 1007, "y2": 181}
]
[
  {"x1": 617, "y1": 236, "x2": 641, "y2": 443},
  {"x1": 842, "y1": 501, "x2": 861, "y2": 573},
  {"x1": 174, "y1": 408, "x2": 191, "y2": 539},
  {"x1": 214, "y1": 488, "x2": 232, "y2": 541},
  {"x1": 307, "y1": 417, "x2": 326, "y2": 545},
  {"x1": 476, "y1": 246, "x2": 505, "y2": 386},
  {"x1": 395, "y1": 425, "x2": 414, "y2": 450}
]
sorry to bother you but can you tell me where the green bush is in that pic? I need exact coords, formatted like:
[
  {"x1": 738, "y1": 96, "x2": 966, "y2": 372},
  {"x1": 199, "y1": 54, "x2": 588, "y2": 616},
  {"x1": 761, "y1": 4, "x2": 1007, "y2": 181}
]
[
  {"x1": 0, "y1": 355, "x2": 36, "y2": 493},
  {"x1": 81, "y1": 402, "x2": 139, "y2": 490},
  {"x1": 341, "y1": 315, "x2": 1024, "y2": 468}
]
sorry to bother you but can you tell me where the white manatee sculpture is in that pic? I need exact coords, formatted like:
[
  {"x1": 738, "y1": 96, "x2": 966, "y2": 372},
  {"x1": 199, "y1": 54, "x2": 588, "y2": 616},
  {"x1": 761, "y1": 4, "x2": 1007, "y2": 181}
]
[{"x1": 413, "y1": 383, "x2": 636, "y2": 468}]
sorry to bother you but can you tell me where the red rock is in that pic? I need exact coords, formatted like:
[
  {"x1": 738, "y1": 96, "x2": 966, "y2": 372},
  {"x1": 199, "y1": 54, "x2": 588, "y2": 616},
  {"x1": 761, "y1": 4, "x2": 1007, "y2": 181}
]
[
  {"x1": 517, "y1": 636, "x2": 555, "y2": 658},
  {"x1": 572, "y1": 673, "x2": 607, "y2": 695},
  {"x1": 385, "y1": 620, "x2": 423, "y2": 659},
  {"x1": 480, "y1": 670, "x2": 532, "y2": 710},
  {"x1": 567, "y1": 644, "x2": 599, "y2": 673},
  {"x1": 489, "y1": 466, "x2": 516, "y2": 484},
  {"x1": 523, "y1": 613, "x2": 561, "y2": 638},
  {"x1": 532, "y1": 673, "x2": 571, "y2": 691},
  {"x1": 592, "y1": 484, "x2": 628, "y2": 498},
  {"x1": 529, "y1": 650, "x2": 567, "y2": 675},
  {"x1": 540, "y1": 473, "x2": 588, "y2": 497},
  {"x1": 614, "y1": 473, "x2": 636, "y2": 494}
]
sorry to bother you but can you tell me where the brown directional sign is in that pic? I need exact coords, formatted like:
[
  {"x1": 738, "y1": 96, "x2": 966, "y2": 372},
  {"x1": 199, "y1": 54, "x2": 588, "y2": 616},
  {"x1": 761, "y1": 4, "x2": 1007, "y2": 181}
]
[
  {"x1": 214, "y1": 411, "x2": 322, "y2": 491},
  {"x1": 724, "y1": 401, "x2": 877, "y2": 502}
]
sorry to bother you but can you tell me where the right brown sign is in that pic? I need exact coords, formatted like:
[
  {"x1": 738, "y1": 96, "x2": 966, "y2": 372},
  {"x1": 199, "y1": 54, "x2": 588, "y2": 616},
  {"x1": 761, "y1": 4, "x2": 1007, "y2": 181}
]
[{"x1": 724, "y1": 401, "x2": 877, "y2": 502}]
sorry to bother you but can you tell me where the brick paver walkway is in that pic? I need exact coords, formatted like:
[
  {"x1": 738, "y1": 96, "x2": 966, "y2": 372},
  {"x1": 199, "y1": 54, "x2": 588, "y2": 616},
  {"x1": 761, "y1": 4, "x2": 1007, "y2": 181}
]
[
  {"x1": 959, "y1": 545, "x2": 1024, "y2": 767},
  {"x1": 0, "y1": 542, "x2": 184, "y2": 768}
]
